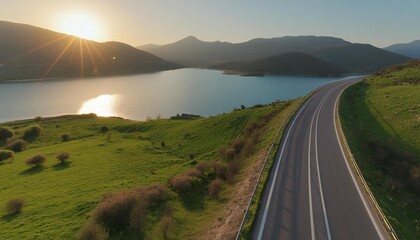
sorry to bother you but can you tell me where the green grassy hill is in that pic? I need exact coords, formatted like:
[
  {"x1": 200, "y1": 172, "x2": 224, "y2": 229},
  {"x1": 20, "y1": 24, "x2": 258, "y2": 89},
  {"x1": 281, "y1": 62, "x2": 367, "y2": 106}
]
[
  {"x1": 0, "y1": 100, "x2": 296, "y2": 239},
  {"x1": 340, "y1": 60, "x2": 420, "y2": 239}
]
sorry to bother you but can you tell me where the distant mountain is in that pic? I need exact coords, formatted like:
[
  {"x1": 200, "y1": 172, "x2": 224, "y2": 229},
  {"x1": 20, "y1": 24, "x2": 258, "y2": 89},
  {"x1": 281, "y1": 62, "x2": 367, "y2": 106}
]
[
  {"x1": 384, "y1": 40, "x2": 420, "y2": 59},
  {"x1": 0, "y1": 21, "x2": 179, "y2": 81},
  {"x1": 138, "y1": 35, "x2": 351, "y2": 67},
  {"x1": 311, "y1": 44, "x2": 411, "y2": 73},
  {"x1": 139, "y1": 36, "x2": 410, "y2": 73},
  {"x1": 211, "y1": 52, "x2": 342, "y2": 77}
]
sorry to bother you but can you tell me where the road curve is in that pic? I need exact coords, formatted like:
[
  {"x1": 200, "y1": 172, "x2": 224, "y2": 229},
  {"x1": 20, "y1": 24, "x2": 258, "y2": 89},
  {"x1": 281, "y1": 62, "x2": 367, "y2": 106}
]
[{"x1": 250, "y1": 79, "x2": 389, "y2": 240}]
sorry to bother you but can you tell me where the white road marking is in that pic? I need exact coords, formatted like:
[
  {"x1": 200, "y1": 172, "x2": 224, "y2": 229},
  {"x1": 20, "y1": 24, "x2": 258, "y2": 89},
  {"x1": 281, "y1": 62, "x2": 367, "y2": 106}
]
[{"x1": 256, "y1": 98, "x2": 312, "y2": 240}]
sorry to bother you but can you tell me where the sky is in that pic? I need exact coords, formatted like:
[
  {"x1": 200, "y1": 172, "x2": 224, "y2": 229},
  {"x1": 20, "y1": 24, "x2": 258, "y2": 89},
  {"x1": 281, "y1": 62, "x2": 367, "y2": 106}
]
[{"x1": 0, "y1": 0, "x2": 419, "y2": 47}]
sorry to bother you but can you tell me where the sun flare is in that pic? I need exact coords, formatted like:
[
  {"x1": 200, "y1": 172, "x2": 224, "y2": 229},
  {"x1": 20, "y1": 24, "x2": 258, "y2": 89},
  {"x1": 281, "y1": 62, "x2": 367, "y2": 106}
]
[{"x1": 57, "y1": 11, "x2": 102, "y2": 41}]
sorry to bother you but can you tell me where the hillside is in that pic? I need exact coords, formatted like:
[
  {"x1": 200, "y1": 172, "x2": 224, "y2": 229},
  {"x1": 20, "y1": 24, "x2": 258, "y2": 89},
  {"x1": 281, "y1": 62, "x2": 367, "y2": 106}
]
[
  {"x1": 0, "y1": 100, "x2": 299, "y2": 239},
  {"x1": 0, "y1": 21, "x2": 179, "y2": 81},
  {"x1": 211, "y1": 52, "x2": 342, "y2": 77},
  {"x1": 384, "y1": 40, "x2": 420, "y2": 59},
  {"x1": 339, "y1": 60, "x2": 420, "y2": 239},
  {"x1": 311, "y1": 43, "x2": 411, "y2": 74},
  {"x1": 138, "y1": 35, "x2": 350, "y2": 67}
]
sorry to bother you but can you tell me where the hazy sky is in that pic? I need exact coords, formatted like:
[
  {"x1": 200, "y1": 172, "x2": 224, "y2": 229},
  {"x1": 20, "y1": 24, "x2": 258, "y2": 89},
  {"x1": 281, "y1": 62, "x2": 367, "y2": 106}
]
[{"x1": 1, "y1": 0, "x2": 419, "y2": 47}]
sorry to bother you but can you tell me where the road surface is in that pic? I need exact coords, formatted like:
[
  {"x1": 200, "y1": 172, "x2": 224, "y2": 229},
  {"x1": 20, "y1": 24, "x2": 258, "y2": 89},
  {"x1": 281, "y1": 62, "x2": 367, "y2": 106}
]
[{"x1": 250, "y1": 78, "x2": 389, "y2": 240}]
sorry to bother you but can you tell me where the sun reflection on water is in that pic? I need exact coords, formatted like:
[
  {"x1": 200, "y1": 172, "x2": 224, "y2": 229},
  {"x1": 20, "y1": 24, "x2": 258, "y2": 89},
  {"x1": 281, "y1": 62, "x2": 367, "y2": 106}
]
[{"x1": 78, "y1": 94, "x2": 119, "y2": 117}]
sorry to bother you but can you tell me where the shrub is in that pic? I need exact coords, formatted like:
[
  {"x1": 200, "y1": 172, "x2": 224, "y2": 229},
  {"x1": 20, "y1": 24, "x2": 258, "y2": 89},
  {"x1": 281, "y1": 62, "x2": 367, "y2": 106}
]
[
  {"x1": 0, "y1": 150, "x2": 14, "y2": 162},
  {"x1": 34, "y1": 116, "x2": 42, "y2": 123},
  {"x1": 23, "y1": 125, "x2": 42, "y2": 139},
  {"x1": 208, "y1": 178, "x2": 223, "y2": 199},
  {"x1": 77, "y1": 223, "x2": 109, "y2": 240},
  {"x1": 0, "y1": 126, "x2": 14, "y2": 142},
  {"x1": 160, "y1": 215, "x2": 173, "y2": 239},
  {"x1": 60, "y1": 133, "x2": 70, "y2": 142},
  {"x1": 5, "y1": 198, "x2": 24, "y2": 215},
  {"x1": 100, "y1": 126, "x2": 109, "y2": 133},
  {"x1": 56, "y1": 152, "x2": 70, "y2": 163},
  {"x1": 211, "y1": 161, "x2": 228, "y2": 180},
  {"x1": 25, "y1": 154, "x2": 46, "y2": 167},
  {"x1": 170, "y1": 175, "x2": 193, "y2": 194},
  {"x1": 6, "y1": 139, "x2": 28, "y2": 152},
  {"x1": 219, "y1": 147, "x2": 235, "y2": 161},
  {"x1": 93, "y1": 191, "x2": 138, "y2": 233},
  {"x1": 232, "y1": 138, "x2": 246, "y2": 154}
]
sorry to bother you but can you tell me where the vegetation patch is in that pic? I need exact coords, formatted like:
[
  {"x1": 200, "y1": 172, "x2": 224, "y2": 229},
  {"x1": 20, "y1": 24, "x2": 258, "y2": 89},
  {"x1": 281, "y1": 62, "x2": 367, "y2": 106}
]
[
  {"x1": 0, "y1": 100, "x2": 294, "y2": 239},
  {"x1": 339, "y1": 60, "x2": 420, "y2": 239}
]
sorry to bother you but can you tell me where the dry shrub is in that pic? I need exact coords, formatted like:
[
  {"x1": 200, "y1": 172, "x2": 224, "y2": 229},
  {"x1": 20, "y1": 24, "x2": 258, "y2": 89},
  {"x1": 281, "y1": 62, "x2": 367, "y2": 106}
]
[
  {"x1": 211, "y1": 161, "x2": 228, "y2": 180},
  {"x1": 170, "y1": 175, "x2": 193, "y2": 194},
  {"x1": 93, "y1": 190, "x2": 139, "y2": 233},
  {"x1": 208, "y1": 178, "x2": 224, "y2": 199},
  {"x1": 25, "y1": 154, "x2": 46, "y2": 167},
  {"x1": 6, "y1": 139, "x2": 28, "y2": 152},
  {"x1": 160, "y1": 215, "x2": 174, "y2": 239},
  {"x1": 56, "y1": 152, "x2": 70, "y2": 163},
  {"x1": 227, "y1": 160, "x2": 241, "y2": 183},
  {"x1": 78, "y1": 223, "x2": 109, "y2": 240},
  {"x1": 232, "y1": 138, "x2": 246, "y2": 154},
  {"x1": 219, "y1": 147, "x2": 235, "y2": 161},
  {"x1": 195, "y1": 161, "x2": 209, "y2": 172},
  {"x1": 5, "y1": 198, "x2": 24, "y2": 215},
  {"x1": 90, "y1": 184, "x2": 169, "y2": 235},
  {"x1": 185, "y1": 168, "x2": 202, "y2": 178}
]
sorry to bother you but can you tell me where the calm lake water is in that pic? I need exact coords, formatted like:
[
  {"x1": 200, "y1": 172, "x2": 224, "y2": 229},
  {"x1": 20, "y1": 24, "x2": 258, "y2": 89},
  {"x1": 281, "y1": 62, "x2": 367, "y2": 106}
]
[{"x1": 0, "y1": 69, "x2": 353, "y2": 123}]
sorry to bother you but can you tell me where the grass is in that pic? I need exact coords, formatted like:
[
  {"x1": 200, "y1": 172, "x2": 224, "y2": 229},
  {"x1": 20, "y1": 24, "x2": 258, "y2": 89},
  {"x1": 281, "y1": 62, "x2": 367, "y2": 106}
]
[
  {"x1": 339, "y1": 60, "x2": 420, "y2": 239},
  {"x1": 0, "y1": 100, "x2": 295, "y2": 239}
]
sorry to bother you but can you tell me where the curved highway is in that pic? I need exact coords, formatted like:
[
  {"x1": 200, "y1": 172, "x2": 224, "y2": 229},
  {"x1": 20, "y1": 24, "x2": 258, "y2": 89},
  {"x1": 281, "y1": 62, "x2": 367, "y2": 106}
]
[{"x1": 250, "y1": 79, "x2": 389, "y2": 240}]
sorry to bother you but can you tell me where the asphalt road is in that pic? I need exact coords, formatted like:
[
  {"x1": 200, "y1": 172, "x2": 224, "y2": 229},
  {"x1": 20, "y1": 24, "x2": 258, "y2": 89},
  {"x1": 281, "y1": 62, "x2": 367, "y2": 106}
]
[{"x1": 250, "y1": 79, "x2": 389, "y2": 240}]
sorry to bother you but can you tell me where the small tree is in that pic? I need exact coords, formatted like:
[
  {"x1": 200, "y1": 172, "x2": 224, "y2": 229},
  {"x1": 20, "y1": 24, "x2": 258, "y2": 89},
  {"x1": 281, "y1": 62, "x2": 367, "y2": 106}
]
[
  {"x1": 60, "y1": 133, "x2": 70, "y2": 142},
  {"x1": 0, "y1": 150, "x2": 14, "y2": 162},
  {"x1": 25, "y1": 154, "x2": 46, "y2": 167},
  {"x1": 56, "y1": 152, "x2": 70, "y2": 163},
  {"x1": 77, "y1": 223, "x2": 109, "y2": 240},
  {"x1": 0, "y1": 126, "x2": 14, "y2": 142},
  {"x1": 5, "y1": 198, "x2": 24, "y2": 215},
  {"x1": 6, "y1": 139, "x2": 28, "y2": 152}
]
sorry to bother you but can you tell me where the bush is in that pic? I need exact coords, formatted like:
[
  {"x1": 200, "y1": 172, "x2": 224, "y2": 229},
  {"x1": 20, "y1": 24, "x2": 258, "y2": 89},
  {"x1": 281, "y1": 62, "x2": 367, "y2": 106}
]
[
  {"x1": 219, "y1": 147, "x2": 235, "y2": 161},
  {"x1": 208, "y1": 178, "x2": 223, "y2": 199},
  {"x1": 25, "y1": 154, "x2": 46, "y2": 167},
  {"x1": 232, "y1": 138, "x2": 246, "y2": 154},
  {"x1": 6, "y1": 139, "x2": 28, "y2": 152},
  {"x1": 78, "y1": 223, "x2": 109, "y2": 240},
  {"x1": 0, "y1": 126, "x2": 14, "y2": 142},
  {"x1": 23, "y1": 125, "x2": 42, "y2": 139},
  {"x1": 60, "y1": 133, "x2": 70, "y2": 142},
  {"x1": 160, "y1": 215, "x2": 173, "y2": 239},
  {"x1": 5, "y1": 198, "x2": 24, "y2": 215},
  {"x1": 170, "y1": 175, "x2": 193, "y2": 194},
  {"x1": 93, "y1": 191, "x2": 138, "y2": 233},
  {"x1": 100, "y1": 126, "x2": 109, "y2": 133},
  {"x1": 0, "y1": 150, "x2": 14, "y2": 162},
  {"x1": 56, "y1": 152, "x2": 70, "y2": 163},
  {"x1": 211, "y1": 161, "x2": 228, "y2": 180}
]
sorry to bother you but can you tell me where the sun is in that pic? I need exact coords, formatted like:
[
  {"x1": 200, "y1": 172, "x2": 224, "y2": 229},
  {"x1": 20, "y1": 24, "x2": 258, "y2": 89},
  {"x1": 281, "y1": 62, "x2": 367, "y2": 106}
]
[{"x1": 57, "y1": 11, "x2": 102, "y2": 41}]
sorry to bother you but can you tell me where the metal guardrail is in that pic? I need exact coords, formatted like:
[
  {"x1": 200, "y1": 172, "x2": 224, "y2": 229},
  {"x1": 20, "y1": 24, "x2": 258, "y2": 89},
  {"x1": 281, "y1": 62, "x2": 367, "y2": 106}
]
[{"x1": 335, "y1": 87, "x2": 398, "y2": 240}]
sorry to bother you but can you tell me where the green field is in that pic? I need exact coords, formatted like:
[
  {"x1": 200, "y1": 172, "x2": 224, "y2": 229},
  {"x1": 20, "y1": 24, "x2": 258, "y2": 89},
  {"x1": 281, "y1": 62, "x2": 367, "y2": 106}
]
[
  {"x1": 0, "y1": 100, "x2": 295, "y2": 239},
  {"x1": 339, "y1": 60, "x2": 420, "y2": 239}
]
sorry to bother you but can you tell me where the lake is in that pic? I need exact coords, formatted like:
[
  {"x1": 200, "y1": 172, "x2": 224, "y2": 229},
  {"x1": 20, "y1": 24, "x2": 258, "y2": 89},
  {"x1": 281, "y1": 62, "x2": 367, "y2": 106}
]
[{"x1": 0, "y1": 69, "x2": 354, "y2": 123}]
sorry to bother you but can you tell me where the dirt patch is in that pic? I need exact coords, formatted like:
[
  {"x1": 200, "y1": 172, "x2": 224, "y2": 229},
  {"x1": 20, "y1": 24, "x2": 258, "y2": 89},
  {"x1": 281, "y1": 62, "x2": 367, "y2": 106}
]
[{"x1": 199, "y1": 150, "x2": 267, "y2": 240}]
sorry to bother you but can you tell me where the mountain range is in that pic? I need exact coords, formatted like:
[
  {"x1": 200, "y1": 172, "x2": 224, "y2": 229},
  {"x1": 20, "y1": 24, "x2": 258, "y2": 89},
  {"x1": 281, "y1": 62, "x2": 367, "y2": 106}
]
[
  {"x1": 0, "y1": 21, "x2": 179, "y2": 81},
  {"x1": 384, "y1": 40, "x2": 420, "y2": 59},
  {"x1": 139, "y1": 36, "x2": 411, "y2": 75}
]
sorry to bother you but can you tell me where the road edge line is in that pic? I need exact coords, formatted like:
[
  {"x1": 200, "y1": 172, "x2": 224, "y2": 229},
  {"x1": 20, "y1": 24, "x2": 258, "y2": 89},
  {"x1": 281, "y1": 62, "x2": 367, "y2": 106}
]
[{"x1": 334, "y1": 82, "x2": 398, "y2": 240}]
